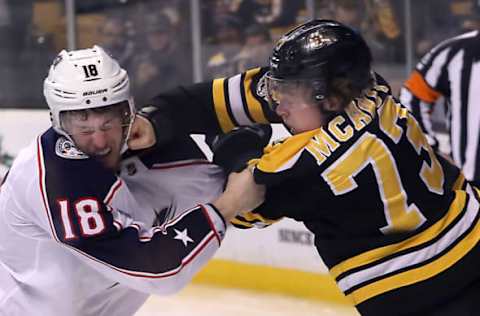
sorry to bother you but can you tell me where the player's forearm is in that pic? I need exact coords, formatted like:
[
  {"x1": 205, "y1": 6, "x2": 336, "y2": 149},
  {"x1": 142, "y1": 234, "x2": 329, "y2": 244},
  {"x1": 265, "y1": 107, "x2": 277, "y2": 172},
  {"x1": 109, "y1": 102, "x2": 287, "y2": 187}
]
[
  {"x1": 212, "y1": 169, "x2": 266, "y2": 222},
  {"x1": 143, "y1": 83, "x2": 224, "y2": 145},
  {"x1": 212, "y1": 194, "x2": 242, "y2": 222},
  {"x1": 140, "y1": 69, "x2": 281, "y2": 148},
  {"x1": 58, "y1": 203, "x2": 225, "y2": 292}
]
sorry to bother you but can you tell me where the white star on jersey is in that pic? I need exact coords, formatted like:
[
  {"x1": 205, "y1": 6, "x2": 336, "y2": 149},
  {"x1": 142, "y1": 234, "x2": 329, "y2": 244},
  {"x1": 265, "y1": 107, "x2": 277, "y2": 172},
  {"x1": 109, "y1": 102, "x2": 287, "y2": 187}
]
[{"x1": 173, "y1": 228, "x2": 194, "y2": 246}]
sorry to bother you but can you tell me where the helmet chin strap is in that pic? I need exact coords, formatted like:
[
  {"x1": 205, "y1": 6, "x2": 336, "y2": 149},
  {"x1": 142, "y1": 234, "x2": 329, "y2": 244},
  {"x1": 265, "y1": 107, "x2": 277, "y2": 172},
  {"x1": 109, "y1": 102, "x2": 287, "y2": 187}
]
[
  {"x1": 120, "y1": 136, "x2": 130, "y2": 154},
  {"x1": 120, "y1": 98, "x2": 136, "y2": 154},
  {"x1": 122, "y1": 96, "x2": 136, "y2": 154},
  {"x1": 120, "y1": 113, "x2": 135, "y2": 154}
]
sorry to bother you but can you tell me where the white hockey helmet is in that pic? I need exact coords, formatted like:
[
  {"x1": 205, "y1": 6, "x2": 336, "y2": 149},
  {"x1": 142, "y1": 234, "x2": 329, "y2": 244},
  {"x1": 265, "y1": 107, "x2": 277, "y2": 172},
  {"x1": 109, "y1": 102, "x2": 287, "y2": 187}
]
[{"x1": 43, "y1": 45, "x2": 135, "y2": 138}]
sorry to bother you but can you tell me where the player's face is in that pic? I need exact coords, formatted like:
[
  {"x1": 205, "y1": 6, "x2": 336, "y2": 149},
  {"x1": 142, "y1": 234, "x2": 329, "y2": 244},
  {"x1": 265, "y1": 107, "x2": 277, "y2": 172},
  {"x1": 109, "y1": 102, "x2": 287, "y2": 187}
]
[
  {"x1": 275, "y1": 98, "x2": 325, "y2": 134},
  {"x1": 63, "y1": 109, "x2": 128, "y2": 170},
  {"x1": 268, "y1": 81, "x2": 325, "y2": 134}
]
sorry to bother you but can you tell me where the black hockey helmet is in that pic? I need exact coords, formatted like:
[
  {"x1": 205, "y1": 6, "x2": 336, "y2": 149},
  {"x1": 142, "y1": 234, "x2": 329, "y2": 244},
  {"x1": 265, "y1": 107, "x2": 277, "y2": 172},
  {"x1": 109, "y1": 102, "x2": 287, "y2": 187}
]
[{"x1": 266, "y1": 19, "x2": 372, "y2": 110}]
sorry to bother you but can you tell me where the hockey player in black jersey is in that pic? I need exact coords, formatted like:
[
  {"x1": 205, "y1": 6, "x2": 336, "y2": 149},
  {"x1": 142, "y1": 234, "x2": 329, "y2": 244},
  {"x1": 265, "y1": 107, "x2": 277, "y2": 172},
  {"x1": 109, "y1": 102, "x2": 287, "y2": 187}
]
[{"x1": 129, "y1": 20, "x2": 480, "y2": 315}]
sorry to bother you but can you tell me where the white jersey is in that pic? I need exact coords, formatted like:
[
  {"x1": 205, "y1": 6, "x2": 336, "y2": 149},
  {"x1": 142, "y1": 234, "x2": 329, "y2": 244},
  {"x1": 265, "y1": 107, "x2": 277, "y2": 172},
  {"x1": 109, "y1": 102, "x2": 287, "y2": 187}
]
[{"x1": 0, "y1": 128, "x2": 226, "y2": 316}]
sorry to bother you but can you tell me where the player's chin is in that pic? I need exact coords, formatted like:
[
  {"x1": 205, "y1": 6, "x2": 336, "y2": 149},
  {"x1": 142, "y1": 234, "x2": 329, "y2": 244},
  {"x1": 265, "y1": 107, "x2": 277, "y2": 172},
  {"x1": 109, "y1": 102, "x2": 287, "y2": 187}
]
[
  {"x1": 288, "y1": 122, "x2": 313, "y2": 134},
  {"x1": 96, "y1": 151, "x2": 121, "y2": 170},
  {"x1": 284, "y1": 122, "x2": 300, "y2": 134}
]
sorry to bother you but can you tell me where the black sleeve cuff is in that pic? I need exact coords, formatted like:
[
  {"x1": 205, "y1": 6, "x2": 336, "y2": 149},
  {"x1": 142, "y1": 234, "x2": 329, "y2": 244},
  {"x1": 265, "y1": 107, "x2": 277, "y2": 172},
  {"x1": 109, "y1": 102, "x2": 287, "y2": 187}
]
[
  {"x1": 137, "y1": 106, "x2": 175, "y2": 147},
  {"x1": 206, "y1": 202, "x2": 227, "y2": 229}
]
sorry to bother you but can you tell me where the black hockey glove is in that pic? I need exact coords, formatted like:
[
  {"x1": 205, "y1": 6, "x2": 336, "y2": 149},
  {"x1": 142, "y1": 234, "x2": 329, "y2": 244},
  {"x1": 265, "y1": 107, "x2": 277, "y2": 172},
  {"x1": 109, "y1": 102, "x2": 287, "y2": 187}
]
[{"x1": 209, "y1": 124, "x2": 272, "y2": 174}]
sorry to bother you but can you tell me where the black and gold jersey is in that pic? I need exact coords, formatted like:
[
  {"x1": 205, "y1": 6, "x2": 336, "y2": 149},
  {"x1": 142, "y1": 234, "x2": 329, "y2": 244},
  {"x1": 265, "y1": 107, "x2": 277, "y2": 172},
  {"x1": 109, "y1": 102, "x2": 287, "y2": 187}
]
[
  {"x1": 149, "y1": 68, "x2": 480, "y2": 315},
  {"x1": 233, "y1": 74, "x2": 480, "y2": 315},
  {"x1": 147, "y1": 67, "x2": 279, "y2": 139}
]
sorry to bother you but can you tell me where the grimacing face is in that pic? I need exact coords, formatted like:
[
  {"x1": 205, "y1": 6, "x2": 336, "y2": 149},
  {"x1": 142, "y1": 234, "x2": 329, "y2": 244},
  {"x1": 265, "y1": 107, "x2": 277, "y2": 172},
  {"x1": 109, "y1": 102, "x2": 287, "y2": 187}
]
[{"x1": 61, "y1": 103, "x2": 130, "y2": 170}]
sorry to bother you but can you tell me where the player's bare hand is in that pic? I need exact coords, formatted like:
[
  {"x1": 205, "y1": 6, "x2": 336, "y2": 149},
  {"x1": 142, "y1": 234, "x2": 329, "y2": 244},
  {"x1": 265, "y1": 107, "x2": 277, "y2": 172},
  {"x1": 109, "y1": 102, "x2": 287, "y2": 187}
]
[
  {"x1": 127, "y1": 115, "x2": 156, "y2": 150},
  {"x1": 213, "y1": 168, "x2": 265, "y2": 221}
]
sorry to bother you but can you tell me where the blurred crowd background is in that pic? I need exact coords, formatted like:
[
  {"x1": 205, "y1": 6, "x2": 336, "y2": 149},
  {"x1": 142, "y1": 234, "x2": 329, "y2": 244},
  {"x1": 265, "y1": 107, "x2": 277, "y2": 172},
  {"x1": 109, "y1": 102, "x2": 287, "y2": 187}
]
[{"x1": 0, "y1": 0, "x2": 479, "y2": 108}]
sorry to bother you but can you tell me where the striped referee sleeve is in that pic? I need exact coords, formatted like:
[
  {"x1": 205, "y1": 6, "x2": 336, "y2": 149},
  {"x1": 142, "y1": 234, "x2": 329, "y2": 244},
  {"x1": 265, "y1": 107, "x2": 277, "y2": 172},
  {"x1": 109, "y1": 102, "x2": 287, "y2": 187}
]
[{"x1": 400, "y1": 30, "x2": 480, "y2": 181}]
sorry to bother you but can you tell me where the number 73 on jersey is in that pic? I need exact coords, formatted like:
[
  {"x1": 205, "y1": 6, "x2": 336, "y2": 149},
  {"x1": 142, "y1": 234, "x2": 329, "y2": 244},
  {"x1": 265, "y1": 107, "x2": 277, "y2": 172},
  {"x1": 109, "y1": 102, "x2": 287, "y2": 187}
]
[{"x1": 308, "y1": 96, "x2": 444, "y2": 234}]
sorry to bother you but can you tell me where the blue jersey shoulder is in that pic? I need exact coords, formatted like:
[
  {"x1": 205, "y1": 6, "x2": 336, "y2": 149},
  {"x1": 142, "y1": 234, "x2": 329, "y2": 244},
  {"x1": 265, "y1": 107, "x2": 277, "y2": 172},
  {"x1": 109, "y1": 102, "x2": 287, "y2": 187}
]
[{"x1": 40, "y1": 128, "x2": 118, "y2": 201}]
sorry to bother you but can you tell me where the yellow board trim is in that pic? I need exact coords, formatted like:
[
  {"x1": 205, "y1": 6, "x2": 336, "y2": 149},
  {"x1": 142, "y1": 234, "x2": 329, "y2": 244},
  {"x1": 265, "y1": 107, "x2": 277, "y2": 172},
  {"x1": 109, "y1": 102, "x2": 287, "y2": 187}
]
[
  {"x1": 348, "y1": 193, "x2": 479, "y2": 304},
  {"x1": 244, "y1": 68, "x2": 269, "y2": 124},
  {"x1": 330, "y1": 189, "x2": 467, "y2": 278},
  {"x1": 213, "y1": 78, "x2": 235, "y2": 132},
  {"x1": 192, "y1": 259, "x2": 352, "y2": 306}
]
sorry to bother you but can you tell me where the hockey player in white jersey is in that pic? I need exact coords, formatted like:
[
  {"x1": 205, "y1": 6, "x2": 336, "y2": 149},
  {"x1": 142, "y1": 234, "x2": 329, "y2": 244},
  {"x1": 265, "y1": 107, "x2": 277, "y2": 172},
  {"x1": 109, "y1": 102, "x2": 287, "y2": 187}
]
[{"x1": 0, "y1": 46, "x2": 264, "y2": 315}]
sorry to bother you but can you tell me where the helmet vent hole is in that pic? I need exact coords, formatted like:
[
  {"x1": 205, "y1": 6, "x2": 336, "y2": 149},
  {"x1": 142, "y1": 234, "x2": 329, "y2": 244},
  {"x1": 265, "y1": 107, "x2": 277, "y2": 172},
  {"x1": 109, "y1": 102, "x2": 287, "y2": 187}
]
[
  {"x1": 103, "y1": 97, "x2": 107, "y2": 102},
  {"x1": 86, "y1": 99, "x2": 91, "y2": 105}
]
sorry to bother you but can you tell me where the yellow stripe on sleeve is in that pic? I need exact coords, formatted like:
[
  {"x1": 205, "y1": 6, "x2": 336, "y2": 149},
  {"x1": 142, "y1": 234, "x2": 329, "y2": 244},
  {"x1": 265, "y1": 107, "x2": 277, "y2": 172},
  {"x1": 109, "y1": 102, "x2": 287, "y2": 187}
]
[
  {"x1": 244, "y1": 68, "x2": 269, "y2": 124},
  {"x1": 241, "y1": 212, "x2": 281, "y2": 226},
  {"x1": 213, "y1": 78, "x2": 235, "y2": 132},
  {"x1": 230, "y1": 218, "x2": 254, "y2": 228},
  {"x1": 452, "y1": 173, "x2": 465, "y2": 191}
]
